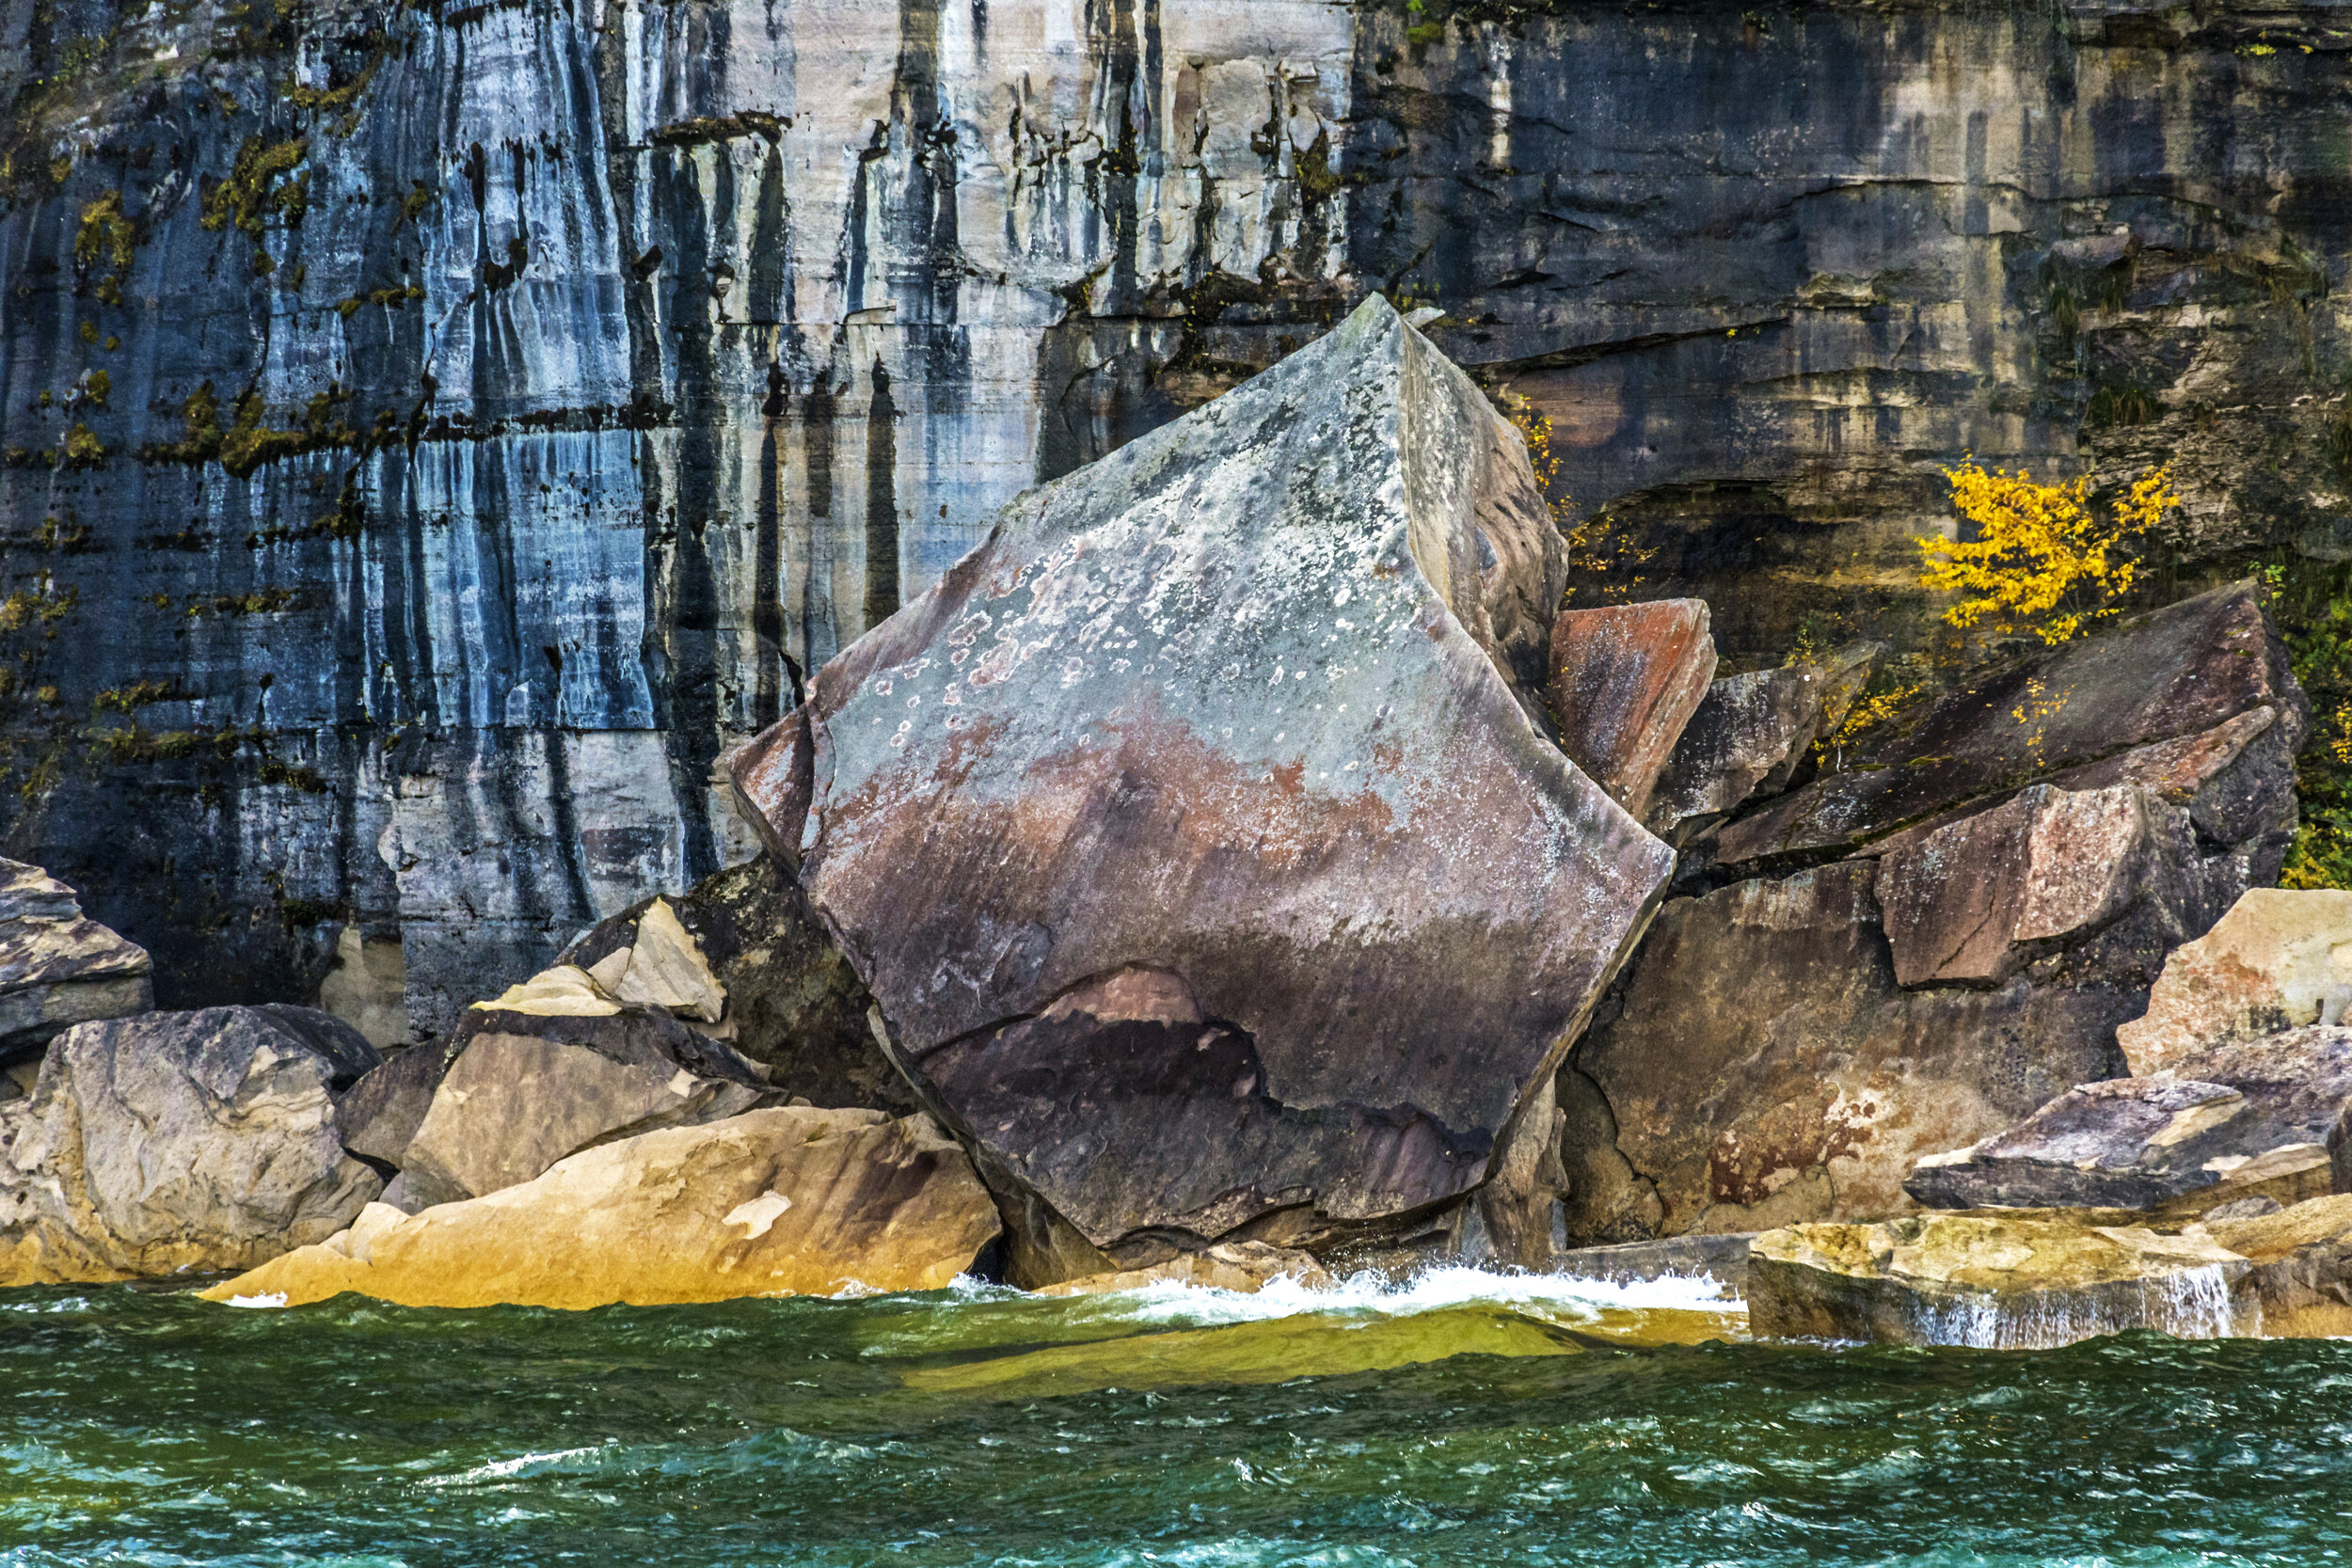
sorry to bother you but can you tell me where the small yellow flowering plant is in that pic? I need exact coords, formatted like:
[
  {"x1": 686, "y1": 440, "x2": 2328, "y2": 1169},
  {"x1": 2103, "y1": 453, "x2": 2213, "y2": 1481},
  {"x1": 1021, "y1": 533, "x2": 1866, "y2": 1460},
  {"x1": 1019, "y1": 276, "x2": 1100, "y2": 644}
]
[{"x1": 1915, "y1": 461, "x2": 2181, "y2": 645}]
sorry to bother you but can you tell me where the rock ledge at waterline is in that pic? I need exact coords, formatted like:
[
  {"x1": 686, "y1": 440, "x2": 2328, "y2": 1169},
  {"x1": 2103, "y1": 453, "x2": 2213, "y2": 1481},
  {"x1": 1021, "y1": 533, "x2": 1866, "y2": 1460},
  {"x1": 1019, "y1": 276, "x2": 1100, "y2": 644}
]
[{"x1": 204, "y1": 1108, "x2": 1000, "y2": 1310}]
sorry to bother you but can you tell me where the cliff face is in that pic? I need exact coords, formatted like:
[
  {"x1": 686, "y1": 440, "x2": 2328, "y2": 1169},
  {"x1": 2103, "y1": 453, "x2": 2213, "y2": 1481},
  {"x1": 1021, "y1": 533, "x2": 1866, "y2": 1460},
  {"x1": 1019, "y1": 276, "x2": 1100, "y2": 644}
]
[{"x1": 1, "y1": 0, "x2": 2344, "y2": 1038}]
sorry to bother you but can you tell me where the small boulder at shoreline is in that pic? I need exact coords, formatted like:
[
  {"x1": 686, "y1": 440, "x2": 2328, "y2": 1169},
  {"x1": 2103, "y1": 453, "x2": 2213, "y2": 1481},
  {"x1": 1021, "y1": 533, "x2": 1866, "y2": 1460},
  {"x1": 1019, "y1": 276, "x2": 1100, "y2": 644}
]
[
  {"x1": 394, "y1": 971, "x2": 775, "y2": 1208},
  {"x1": 0, "y1": 859, "x2": 152, "y2": 1063},
  {"x1": 1038, "y1": 1242, "x2": 1334, "y2": 1298},
  {"x1": 0, "y1": 1006, "x2": 382, "y2": 1284},
  {"x1": 201, "y1": 1108, "x2": 1000, "y2": 1309}
]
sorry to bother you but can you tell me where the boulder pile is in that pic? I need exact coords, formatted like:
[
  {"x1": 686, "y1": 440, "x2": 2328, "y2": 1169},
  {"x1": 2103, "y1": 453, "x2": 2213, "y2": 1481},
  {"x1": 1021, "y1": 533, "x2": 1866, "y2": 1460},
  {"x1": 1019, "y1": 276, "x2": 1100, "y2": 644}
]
[{"x1": 0, "y1": 303, "x2": 2343, "y2": 1329}]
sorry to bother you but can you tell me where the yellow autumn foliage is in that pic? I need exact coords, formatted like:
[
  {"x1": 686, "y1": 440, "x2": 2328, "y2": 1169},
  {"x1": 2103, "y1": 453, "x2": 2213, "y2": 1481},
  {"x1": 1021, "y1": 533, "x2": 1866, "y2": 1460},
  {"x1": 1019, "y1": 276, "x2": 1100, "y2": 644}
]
[{"x1": 1915, "y1": 461, "x2": 2180, "y2": 644}]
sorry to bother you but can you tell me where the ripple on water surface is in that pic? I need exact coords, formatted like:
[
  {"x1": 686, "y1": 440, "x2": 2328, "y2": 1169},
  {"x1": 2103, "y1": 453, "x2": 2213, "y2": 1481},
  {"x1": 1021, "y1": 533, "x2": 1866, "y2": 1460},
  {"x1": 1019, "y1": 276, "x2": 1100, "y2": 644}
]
[{"x1": 0, "y1": 1269, "x2": 2345, "y2": 1567}]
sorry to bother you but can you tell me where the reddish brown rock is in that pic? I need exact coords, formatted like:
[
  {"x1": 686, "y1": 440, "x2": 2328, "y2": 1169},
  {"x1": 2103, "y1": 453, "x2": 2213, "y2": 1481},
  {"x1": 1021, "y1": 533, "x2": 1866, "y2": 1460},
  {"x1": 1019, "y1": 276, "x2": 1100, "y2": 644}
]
[
  {"x1": 1548, "y1": 600, "x2": 1718, "y2": 819},
  {"x1": 1565, "y1": 863, "x2": 2124, "y2": 1242},
  {"x1": 725, "y1": 296, "x2": 1672, "y2": 1263}
]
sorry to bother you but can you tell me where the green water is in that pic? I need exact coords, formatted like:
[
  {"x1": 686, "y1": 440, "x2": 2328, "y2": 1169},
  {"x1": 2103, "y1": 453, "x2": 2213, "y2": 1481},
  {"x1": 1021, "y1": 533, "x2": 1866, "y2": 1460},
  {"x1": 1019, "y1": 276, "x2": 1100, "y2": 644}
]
[{"x1": 3, "y1": 1270, "x2": 2349, "y2": 1567}]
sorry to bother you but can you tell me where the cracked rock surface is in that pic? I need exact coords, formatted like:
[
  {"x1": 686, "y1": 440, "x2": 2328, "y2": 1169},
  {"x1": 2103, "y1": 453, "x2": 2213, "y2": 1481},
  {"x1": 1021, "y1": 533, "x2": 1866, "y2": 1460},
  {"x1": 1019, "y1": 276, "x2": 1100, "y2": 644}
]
[{"x1": 729, "y1": 296, "x2": 1671, "y2": 1265}]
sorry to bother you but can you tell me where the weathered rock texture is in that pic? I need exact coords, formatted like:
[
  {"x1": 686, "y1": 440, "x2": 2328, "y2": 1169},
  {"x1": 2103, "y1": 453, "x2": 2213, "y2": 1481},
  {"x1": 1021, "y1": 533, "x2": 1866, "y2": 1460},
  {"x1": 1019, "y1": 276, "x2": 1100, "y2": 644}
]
[
  {"x1": 2117, "y1": 889, "x2": 2352, "y2": 1074},
  {"x1": 395, "y1": 976, "x2": 775, "y2": 1206},
  {"x1": 728, "y1": 295, "x2": 1671, "y2": 1263},
  {"x1": 7, "y1": 0, "x2": 2349, "y2": 1031},
  {"x1": 1907, "y1": 1025, "x2": 2352, "y2": 1211},
  {"x1": 1565, "y1": 583, "x2": 2306, "y2": 1247},
  {"x1": 0, "y1": 1006, "x2": 381, "y2": 1283},
  {"x1": 0, "y1": 858, "x2": 151, "y2": 1060},
  {"x1": 2208, "y1": 1194, "x2": 2352, "y2": 1339},
  {"x1": 200, "y1": 1107, "x2": 1001, "y2": 1308},
  {"x1": 1748, "y1": 1213, "x2": 2260, "y2": 1347},
  {"x1": 1644, "y1": 641, "x2": 1882, "y2": 845},
  {"x1": 557, "y1": 855, "x2": 908, "y2": 1111},
  {"x1": 1546, "y1": 600, "x2": 1716, "y2": 819}
]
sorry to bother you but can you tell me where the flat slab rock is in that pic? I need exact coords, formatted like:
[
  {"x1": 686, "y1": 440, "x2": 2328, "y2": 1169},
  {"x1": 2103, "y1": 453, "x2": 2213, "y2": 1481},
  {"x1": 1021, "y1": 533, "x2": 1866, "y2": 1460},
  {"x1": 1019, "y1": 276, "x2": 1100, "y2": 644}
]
[
  {"x1": 1709, "y1": 582, "x2": 2304, "y2": 870},
  {"x1": 1546, "y1": 598, "x2": 1716, "y2": 820},
  {"x1": 0, "y1": 858, "x2": 152, "y2": 1061},
  {"x1": 725, "y1": 295, "x2": 1672, "y2": 1251},
  {"x1": 201, "y1": 1108, "x2": 1000, "y2": 1310},
  {"x1": 1907, "y1": 1025, "x2": 2352, "y2": 1211},
  {"x1": 1748, "y1": 1213, "x2": 2260, "y2": 1347}
]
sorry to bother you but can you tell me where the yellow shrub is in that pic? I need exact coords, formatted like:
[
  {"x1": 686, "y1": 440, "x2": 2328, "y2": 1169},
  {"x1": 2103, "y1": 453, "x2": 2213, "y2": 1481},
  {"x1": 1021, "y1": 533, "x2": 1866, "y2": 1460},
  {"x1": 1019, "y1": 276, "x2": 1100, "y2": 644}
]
[
  {"x1": 1502, "y1": 391, "x2": 1657, "y2": 599},
  {"x1": 1916, "y1": 462, "x2": 2179, "y2": 644}
]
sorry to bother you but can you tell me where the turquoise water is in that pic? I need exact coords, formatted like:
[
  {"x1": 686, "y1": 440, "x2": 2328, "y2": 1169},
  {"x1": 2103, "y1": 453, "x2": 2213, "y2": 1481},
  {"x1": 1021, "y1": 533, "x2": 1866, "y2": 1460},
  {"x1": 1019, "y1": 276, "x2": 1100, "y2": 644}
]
[{"x1": 3, "y1": 1270, "x2": 2349, "y2": 1567}]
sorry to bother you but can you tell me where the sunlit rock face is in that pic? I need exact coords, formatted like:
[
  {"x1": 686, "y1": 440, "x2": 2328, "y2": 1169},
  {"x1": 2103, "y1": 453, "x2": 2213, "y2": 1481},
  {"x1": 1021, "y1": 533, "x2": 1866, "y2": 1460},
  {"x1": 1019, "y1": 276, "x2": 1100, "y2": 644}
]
[{"x1": 5, "y1": 0, "x2": 2348, "y2": 1031}]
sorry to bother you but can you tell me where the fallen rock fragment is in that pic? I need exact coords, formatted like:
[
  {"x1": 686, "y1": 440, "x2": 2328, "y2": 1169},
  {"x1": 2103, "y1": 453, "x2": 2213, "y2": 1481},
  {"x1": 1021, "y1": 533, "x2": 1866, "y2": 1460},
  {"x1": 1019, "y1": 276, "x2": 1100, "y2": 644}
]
[
  {"x1": 556, "y1": 858, "x2": 910, "y2": 1113},
  {"x1": 1710, "y1": 582, "x2": 2304, "y2": 872},
  {"x1": 1644, "y1": 640, "x2": 1882, "y2": 843},
  {"x1": 0, "y1": 1007, "x2": 382, "y2": 1284},
  {"x1": 1905, "y1": 1026, "x2": 2352, "y2": 1212},
  {"x1": 726, "y1": 294, "x2": 1670, "y2": 1265},
  {"x1": 2117, "y1": 888, "x2": 2352, "y2": 1074},
  {"x1": 200, "y1": 1108, "x2": 1000, "y2": 1309},
  {"x1": 396, "y1": 984, "x2": 773, "y2": 1207},
  {"x1": 1747, "y1": 1213, "x2": 2258, "y2": 1346},
  {"x1": 1547, "y1": 599, "x2": 1717, "y2": 818},
  {"x1": 0, "y1": 858, "x2": 152, "y2": 1061}
]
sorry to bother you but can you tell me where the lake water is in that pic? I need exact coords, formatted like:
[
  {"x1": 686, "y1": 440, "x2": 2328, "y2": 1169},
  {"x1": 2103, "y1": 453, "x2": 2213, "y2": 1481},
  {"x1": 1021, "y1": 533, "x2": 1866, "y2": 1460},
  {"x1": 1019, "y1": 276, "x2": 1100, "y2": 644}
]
[{"x1": 3, "y1": 1268, "x2": 2348, "y2": 1566}]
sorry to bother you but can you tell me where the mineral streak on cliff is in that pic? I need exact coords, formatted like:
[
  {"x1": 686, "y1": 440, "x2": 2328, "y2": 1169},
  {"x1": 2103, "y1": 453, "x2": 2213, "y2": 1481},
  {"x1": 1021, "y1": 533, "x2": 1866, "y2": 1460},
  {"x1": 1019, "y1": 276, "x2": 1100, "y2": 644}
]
[{"x1": 1, "y1": 0, "x2": 2344, "y2": 1036}]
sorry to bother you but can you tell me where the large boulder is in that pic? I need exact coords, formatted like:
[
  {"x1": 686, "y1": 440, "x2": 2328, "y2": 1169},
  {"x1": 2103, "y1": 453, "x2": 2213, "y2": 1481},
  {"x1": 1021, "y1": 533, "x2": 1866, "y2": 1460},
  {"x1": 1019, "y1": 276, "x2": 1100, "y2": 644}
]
[
  {"x1": 2116, "y1": 889, "x2": 2352, "y2": 1074},
  {"x1": 0, "y1": 859, "x2": 152, "y2": 1062},
  {"x1": 1906, "y1": 1026, "x2": 2352, "y2": 1212},
  {"x1": 1747, "y1": 1213, "x2": 2259, "y2": 1346},
  {"x1": 392, "y1": 968, "x2": 776, "y2": 1208},
  {"x1": 199, "y1": 1108, "x2": 1001, "y2": 1309},
  {"x1": 1564, "y1": 581, "x2": 2307, "y2": 1249},
  {"x1": 724, "y1": 295, "x2": 1671, "y2": 1267},
  {"x1": 556, "y1": 858, "x2": 912, "y2": 1114},
  {"x1": 1546, "y1": 599, "x2": 1717, "y2": 819},
  {"x1": 1644, "y1": 641, "x2": 1883, "y2": 845},
  {"x1": 0, "y1": 1007, "x2": 382, "y2": 1283}
]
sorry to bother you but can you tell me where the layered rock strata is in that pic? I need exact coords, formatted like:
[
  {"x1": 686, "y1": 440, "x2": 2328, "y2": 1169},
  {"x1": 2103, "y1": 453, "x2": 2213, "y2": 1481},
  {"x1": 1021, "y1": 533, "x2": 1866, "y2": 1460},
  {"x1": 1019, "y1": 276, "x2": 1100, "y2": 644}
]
[
  {"x1": 1906, "y1": 1026, "x2": 2352, "y2": 1212},
  {"x1": 0, "y1": 860, "x2": 151, "y2": 1061},
  {"x1": 728, "y1": 295, "x2": 1672, "y2": 1273}
]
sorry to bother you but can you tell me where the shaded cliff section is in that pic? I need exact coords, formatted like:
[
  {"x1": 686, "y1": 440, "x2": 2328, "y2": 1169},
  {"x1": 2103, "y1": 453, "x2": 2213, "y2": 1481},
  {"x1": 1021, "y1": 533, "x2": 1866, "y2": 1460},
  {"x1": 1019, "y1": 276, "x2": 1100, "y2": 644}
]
[{"x1": 1, "y1": 0, "x2": 2347, "y2": 1041}]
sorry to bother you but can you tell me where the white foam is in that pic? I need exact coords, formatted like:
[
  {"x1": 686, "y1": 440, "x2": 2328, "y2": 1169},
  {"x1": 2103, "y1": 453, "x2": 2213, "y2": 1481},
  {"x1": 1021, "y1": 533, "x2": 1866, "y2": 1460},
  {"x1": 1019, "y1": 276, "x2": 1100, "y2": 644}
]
[
  {"x1": 1050, "y1": 1264, "x2": 1745, "y2": 1328},
  {"x1": 225, "y1": 1291, "x2": 288, "y2": 1309}
]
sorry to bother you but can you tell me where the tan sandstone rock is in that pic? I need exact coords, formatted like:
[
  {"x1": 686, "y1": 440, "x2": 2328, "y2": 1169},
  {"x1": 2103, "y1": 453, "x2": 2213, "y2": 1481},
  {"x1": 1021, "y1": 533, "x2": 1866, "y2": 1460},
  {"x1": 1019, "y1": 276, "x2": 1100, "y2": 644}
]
[
  {"x1": 1748, "y1": 1212, "x2": 2258, "y2": 1347},
  {"x1": 200, "y1": 1108, "x2": 1000, "y2": 1309},
  {"x1": 2116, "y1": 889, "x2": 2352, "y2": 1075},
  {"x1": 2206, "y1": 1193, "x2": 2352, "y2": 1338}
]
